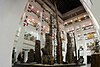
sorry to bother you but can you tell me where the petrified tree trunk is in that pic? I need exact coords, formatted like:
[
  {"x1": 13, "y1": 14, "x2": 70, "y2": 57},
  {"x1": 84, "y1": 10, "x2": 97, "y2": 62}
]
[
  {"x1": 41, "y1": 33, "x2": 54, "y2": 65},
  {"x1": 54, "y1": 0, "x2": 63, "y2": 64},
  {"x1": 27, "y1": 49, "x2": 35, "y2": 63},
  {"x1": 35, "y1": 40, "x2": 41, "y2": 63},
  {"x1": 41, "y1": 14, "x2": 54, "y2": 65},
  {"x1": 66, "y1": 33, "x2": 74, "y2": 63}
]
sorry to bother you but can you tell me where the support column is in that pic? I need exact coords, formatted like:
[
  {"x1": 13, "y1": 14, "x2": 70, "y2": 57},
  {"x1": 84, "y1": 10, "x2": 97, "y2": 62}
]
[
  {"x1": 73, "y1": 23, "x2": 87, "y2": 64},
  {"x1": 16, "y1": 22, "x2": 25, "y2": 62},
  {"x1": 79, "y1": 24, "x2": 87, "y2": 64},
  {"x1": 0, "y1": 0, "x2": 27, "y2": 67},
  {"x1": 54, "y1": 0, "x2": 63, "y2": 64},
  {"x1": 73, "y1": 25, "x2": 78, "y2": 60}
]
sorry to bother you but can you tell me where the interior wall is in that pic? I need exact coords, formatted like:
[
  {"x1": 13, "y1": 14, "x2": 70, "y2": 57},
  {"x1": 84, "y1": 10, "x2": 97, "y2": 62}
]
[
  {"x1": 0, "y1": 0, "x2": 27, "y2": 67},
  {"x1": 80, "y1": 0, "x2": 100, "y2": 40}
]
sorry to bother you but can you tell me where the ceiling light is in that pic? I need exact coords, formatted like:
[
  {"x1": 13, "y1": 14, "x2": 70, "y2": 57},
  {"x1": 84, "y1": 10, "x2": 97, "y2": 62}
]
[
  {"x1": 77, "y1": 26, "x2": 79, "y2": 29},
  {"x1": 72, "y1": 28, "x2": 74, "y2": 30},
  {"x1": 38, "y1": 23, "x2": 40, "y2": 25},
  {"x1": 43, "y1": 26, "x2": 45, "y2": 28},
  {"x1": 32, "y1": 19, "x2": 34, "y2": 21},
  {"x1": 89, "y1": 23, "x2": 92, "y2": 25},
  {"x1": 84, "y1": 15, "x2": 86, "y2": 17},
  {"x1": 31, "y1": 6, "x2": 34, "y2": 9},
  {"x1": 71, "y1": 20, "x2": 73, "y2": 22},
  {"x1": 37, "y1": 10, "x2": 39, "y2": 13},
  {"x1": 65, "y1": 22, "x2": 67, "y2": 23},
  {"x1": 79, "y1": 19, "x2": 81, "y2": 21},
  {"x1": 83, "y1": 25, "x2": 85, "y2": 27},
  {"x1": 47, "y1": 28, "x2": 49, "y2": 31},
  {"x1": 46, "y1": 17, "x2": 48, "y2": 20}
]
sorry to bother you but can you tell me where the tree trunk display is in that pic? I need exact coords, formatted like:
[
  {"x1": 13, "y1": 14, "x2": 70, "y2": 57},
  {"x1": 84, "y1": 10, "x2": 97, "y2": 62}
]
[
  {"x1": 66, "y1": 33, "x2": 74, "y2": 63},
  {"x1": 54, "y1": 0, "x2": 63, "y2": 64},
  {"x1": 41, "y1": 33, "x2": 54, "y2": 65},
  {"x1": 35, "y1": 40, "x2": 41, "y2": 63},
  {"x1": 41, "y1": 14, "x2": 54, "y2": 65},
  {"x1": 17, "y1": 51, "x2": 24, "y2": 63},
  {"x1": 56, "y1": 32, "x2": 63, "y2": 64},
  {"x1": 27, "y1": 49, "x2": 35, "y2": 63}
]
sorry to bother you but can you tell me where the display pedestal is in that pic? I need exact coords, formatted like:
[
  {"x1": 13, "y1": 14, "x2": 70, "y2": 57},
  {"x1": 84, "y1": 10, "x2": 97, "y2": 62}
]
[
  {"x1": 91, "y1": 53, "x2": 100, "y2": 67},
  {"x1": 13, "y1": 63, "x2": 85, "y2": 67}
]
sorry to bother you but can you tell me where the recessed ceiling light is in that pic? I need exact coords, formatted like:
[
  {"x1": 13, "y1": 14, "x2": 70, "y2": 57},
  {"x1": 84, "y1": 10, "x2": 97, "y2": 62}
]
[
  {"x1": 38, "y1": 22, "x2": 40, "y2": 25},
  {"x1": 31, "y1": 6, "x2": 34, "y2": 9},
  {"x1": 47, "y1": 28, "x2": 49, "y2": 31},
  {"x1": 79, "y1": 19, "x2": 81, "y2": 21},
  {"x1": 89, "y1": 23, "x2": 92, "y2": 25},
  {"x1": 37, "y1": 10, "x2": 39, "y2": 13},
  {"x1": 71, "y1": 20, "x2": 73, "y2": 22},
  {"x1": 32, "y1": 19, "x2": 34, "y2": 21},
  {"x1": 46, "y1": 17, "x2": 48, "y2": 20},
  {"x1": 83, "y1": 25, "x2": 85, "y2": 27},
  {"x1": 84, "y1": 15, "x2": 86, "y2": 17},
  {"x1": 77, "y1": 26, "x2": 79, "y2": 29},
  {"x1": 65, "y1": 22, "x2": 67, "y2": 23},
  {"x1": 43, "y1": 26, "x2": 45, "y2": 28},
  {"x1": 72, "y1": 28, "x2": 74, "y2": 30}
]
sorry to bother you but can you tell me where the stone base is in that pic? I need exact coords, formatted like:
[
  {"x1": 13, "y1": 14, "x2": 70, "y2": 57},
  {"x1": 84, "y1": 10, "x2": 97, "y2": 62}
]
[{"x1": 13, "y1": 63, "x2": 85, "y2": 67}]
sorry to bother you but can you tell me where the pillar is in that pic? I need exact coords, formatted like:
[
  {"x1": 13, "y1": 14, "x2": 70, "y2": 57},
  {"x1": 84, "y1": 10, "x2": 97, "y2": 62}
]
[{"x1": 0, "y1": 0, "x2": 27, "y2": 67}]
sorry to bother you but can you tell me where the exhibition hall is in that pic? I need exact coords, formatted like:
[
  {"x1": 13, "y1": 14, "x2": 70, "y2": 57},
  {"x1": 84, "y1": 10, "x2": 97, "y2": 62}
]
[{"x1": 0, "y1": 0, "x2": 100, "y2": 67}]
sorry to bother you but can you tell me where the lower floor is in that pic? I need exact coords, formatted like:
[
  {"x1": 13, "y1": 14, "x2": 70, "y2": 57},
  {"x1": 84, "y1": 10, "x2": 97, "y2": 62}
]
[{"x1": 13, "y1": 64, "x2": 91, "y2": 67}]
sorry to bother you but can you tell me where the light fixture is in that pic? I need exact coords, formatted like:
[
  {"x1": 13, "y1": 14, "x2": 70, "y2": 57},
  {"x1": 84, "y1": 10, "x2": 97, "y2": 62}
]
[
  {"x1": 79, "y1": 19, "x2": 81, "y2": 21},
  {"x1": 89, "y1": 23, "x2": 92, "y2": 25},
  {"x1": 47, "y1": 28, "x2": 49, "y2": 31},
  {"x1": 32, "y1": 19, "x2": 34, "y2": 21},
  {"x1": 77, "y1": 26, "x2": 79, "y2": 29},
  {"x1": 31, "y1": 6, "x2": 34, "y2": 9},
  {"x1": 71, "y1": 20, "x2": 73, "y2": 22},
  {"x1": 83, "y1": 25, "x2": 85, "y2": 27},
  {"x1": 37, "y1": 10, "x2": 39, "y2": 13},
  {"x1": 38, "y1": 22, "x2": 40, "y2": 25},
  {"x1": 43, "y1": 26, "x2": 45, "y2": 28},
  {"x1": 84, "y1": 15, "x2": 86, "y2": 17},
  {"x1": 72, "y1": 28, "x2": 74, "y2": 30},
  {"x1": 65, "y1": 22, "x2": 67, "y2": 23},
  {"x1": 46, "y1": 17, "x2": 48, "y2": 20}
]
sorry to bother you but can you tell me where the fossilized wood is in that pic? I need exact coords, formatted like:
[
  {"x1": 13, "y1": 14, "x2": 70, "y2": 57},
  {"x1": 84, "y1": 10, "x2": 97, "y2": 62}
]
[
  {"x1": 66, "y1": 33, "x2": 74, "y2": 63},
  {"x1": 35, "y1": 40, "x2": 41, "y2": 63}
]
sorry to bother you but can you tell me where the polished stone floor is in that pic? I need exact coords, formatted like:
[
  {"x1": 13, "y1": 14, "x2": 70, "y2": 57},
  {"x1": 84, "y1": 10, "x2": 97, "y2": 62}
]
[
  {"x1": 13, "y1": 64, "x2": 91, "y2": 67},
  {"x1": 79, "y1": 64, "x2": 90, "y2": 67}
]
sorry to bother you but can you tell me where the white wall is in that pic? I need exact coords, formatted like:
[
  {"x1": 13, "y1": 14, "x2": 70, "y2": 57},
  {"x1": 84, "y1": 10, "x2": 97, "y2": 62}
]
[
  {"x1": 0, "y1": 0, "x2": 27, "y2": 67},
  {"x1": 80, "y1": 0, "x2": 100, "y2": 40}
]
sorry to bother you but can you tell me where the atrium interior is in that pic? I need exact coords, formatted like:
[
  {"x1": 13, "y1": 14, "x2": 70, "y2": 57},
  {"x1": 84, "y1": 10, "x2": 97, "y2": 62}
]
[{"x1": 0, "y1": 0, "x2": 100, "y2": 67}]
